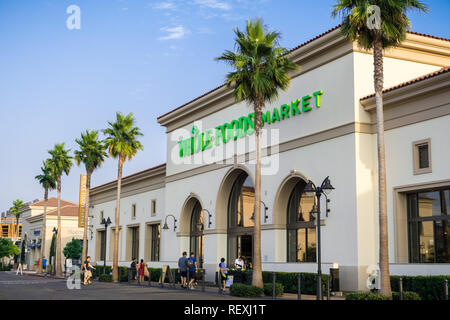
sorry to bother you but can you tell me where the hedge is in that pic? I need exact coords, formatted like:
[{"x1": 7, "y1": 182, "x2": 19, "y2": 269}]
[
  {"x1": 391, "y1": 275, "x2": 450, "y2": 300},
  {"x1": 346, "y1": 292, "x2": 390, "y2": 300},
  {"x1": 392, "y1": 291, "x2": 421, "y2": 300},
  {"x1": 99, "y1": 274, "x2": 113, "y2": 282},
  {"x1": 0, "y1": 265, "x2": 12, "y2": 271},
  {"x1": 230, "y1": 283, "x2": 264, "y2": 298},
  {"x1": 262, "y1": 271, "x2": 327, "y2": 295},
  {"x1": 263, "y1": 283, "x2": 284, "y2": 297},
  {"x1": 93, "y1": 266, "x2": 183, "y2": 283}
]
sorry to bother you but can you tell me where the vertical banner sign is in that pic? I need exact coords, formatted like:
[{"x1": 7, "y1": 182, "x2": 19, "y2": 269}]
[{"x1": 78, "y1": 174, "x2": 87, "y2": 228}]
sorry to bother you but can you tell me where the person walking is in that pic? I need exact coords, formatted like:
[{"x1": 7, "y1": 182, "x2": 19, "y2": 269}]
[
  {"x1": 42, "y1": 256, "x2": 47, "y2": 273},
  {"x1": 138, "y1": 259, "x2": 146, "y2": 284},
  {"x1": 187, "y1": 252, "x2": 198, "y2": 290},
  {"x1": 219, "y1": 257, "x2": 228, "y2": 293},
  {"x1": 83, "y1": 256, "x2": 95, "y2": 285},
  {"x1": 130, "y1": 258, "x2": 137, "y2": 281},
  {"x1": 178, "y1": 251, "x2": 188, "y2": 289}
]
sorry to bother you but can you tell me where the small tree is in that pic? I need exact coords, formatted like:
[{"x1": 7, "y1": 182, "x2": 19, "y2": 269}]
[
  {"x1": 49, "y1": 233, "x2": 56, "y2": 272},
  {"x1": 0, "y1": 239, "x2": 20, "y2": 268},
  {"x1": 9, "y1": 199, "x2": 24, "y2": 238},
  {"x1": 63, "y1": 238, "x2": 82, "y2": 261}
]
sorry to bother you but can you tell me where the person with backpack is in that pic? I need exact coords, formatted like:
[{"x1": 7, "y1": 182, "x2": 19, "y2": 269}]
[
  {"x1": 178, "y1": 251, "x2": 188, "y2": 288},
  {"x1": 218, "y1": 257, "x2": 228, "y2": 293},
  {"x1": 187, "y1": 252, "x2": 198, "y2": 290}
]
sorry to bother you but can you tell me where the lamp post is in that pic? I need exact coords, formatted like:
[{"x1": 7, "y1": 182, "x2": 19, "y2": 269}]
[
  {"x1": 52, "y1": 227, "x2": 58, "y2": 275},
  {"x1": 304, "y1": 176, "x2": 334, "y2": 300},
  {"x1": 100, "y1": 217, "x2": 112, "y2": 274},
  {"x1": 162, "y1": 214, "x2": 177, "y2": 232}
]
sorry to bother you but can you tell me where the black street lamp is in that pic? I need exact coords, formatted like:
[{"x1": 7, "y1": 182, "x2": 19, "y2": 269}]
[
  {"x1": 162, "y1": 214, "x2": 177, "y2": 232},
  {"x1": 100, "y1": 217, "x2": 112, "y2": 274},
  {"x1": 52, "y1": 227, "x2": 58, "y2": 275},
  {"x1": 201, "y1": 209, "x2": 213, "y2": 229},
  {"x1": 250, "y1": 200, "x2": 269, "y2": 223},
  {"x1": 304, "y1": 176, "x2": 334, "y2": 300}
]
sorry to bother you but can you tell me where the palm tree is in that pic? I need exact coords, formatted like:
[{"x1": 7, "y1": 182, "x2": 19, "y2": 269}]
[
  {"x1": 103, "y1": 112, "x2": 143, "y2": 282},
  {"x1": 35, "y1": 161, "x2": 56, "y2": 274},
  {"x1": 216, "y1": 18, "x2": 297, "y2": 288},
  {"x1": 10, "y1": 199, "x2": 24, "y2": 239},
  {"x1": 332, "y1": 0, "x2": 428, "y2": 297},
  {"x1": 47, "y1": 143, "x2": 73, "y2": 276},
  {"x1": 74, "y1": 130, "x2": 107, "y2": 265}
]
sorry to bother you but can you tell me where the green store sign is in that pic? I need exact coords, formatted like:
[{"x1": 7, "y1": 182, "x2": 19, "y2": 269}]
[{"x1": 178, "y1": 90, "x2": 324, "y2": 158}]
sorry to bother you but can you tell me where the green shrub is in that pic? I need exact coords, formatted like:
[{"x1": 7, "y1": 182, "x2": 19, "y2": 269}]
[
  {"x1": 263, "y1": 283, "x2": 284, "y2": 297},
  {"x1": 230, "y1": 283, "x2": 264, "y2": 298},
  {"x1": 346, "y1": 292, "x2": 390, "y2": 300},
  {"x1": 392, "y1": 291, "x2": 421, "y2": 300},
  {"x1": 262, "y1": 272, "x2": 326, "y2": 295},
  {"x1": 391, "y1": 275, "x2": 450, "y2": 300},
  {"x1": 99, "y1": 274, "x2": 112, "y2": 282}
]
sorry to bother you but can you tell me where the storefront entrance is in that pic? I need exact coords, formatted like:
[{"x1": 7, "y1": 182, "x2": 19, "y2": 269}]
[{"x1": 227, "y1": 171, "x2": 254, "y2": 268}]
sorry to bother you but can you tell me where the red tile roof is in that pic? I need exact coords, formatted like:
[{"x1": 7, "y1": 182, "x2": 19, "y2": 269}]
[
  {"x1": 30, "y1": 197, "x2": 77, "y2": 208},
  {"x1": 360, "y1": 66, "x2": 450, "y2": 101},
  {"x1": 31, "y1": 205, "x2": 80, "y2": 219},
  {"x1": 157, "y1": 26, "x2": 449, "y2": 121}
]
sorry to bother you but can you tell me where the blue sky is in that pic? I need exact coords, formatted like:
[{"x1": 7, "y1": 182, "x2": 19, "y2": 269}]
[{"x1": 0, "y1": 0, "x2": 449, "y2": 211}]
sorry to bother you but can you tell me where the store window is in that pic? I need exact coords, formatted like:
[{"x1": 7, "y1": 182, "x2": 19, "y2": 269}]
[
  {"x1": 190, "y1": 200, "x2": 204, "y2": 268},
  {"x1": 413, "y1": 139, "x2": 432, "y2": 175},
  {"x1": 287, "y1": 180, "x2": 316, "y2": 262},
  {"x1": 227, "y1": 172, "x2": 254, "y2": 268},
  {"x1": 99, "y1": 230, "x2": 106, "y2": 261},
  {"x1": 150, "y1": 224, "x2": 160, "y2": 261},
  {"x1": 151, "y1": 200, "x2": 156, "y2": 217},
  {"x1": 408, "y1": 188, "x2": 450, "y2": 263}
]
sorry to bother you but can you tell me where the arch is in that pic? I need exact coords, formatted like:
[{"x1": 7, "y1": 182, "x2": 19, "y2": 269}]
[
  {"x1": 179, "y1": 192, "x2": 205, "y2": 236},
  {"x1": 272, "y1": 171, "x2": 310, "y2": 226},
  {"x1": 214, "y1": 165, "x2": 255, "y2": 232}
]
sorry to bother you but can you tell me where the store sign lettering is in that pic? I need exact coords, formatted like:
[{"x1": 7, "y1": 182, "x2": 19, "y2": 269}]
[{"x1": 178, "y1": 90, "x2": 323, "y2": 158}]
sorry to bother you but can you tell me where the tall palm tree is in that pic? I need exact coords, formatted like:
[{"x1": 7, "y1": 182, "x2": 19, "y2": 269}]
[
  {"x1": 47, "y1": 143, "x2": 73, "y2": 276},
  {"x1": 74, "y1": 130, "x2": 107, "y2": 265},
  {"x1": 35, "y1": 161, "x2": 56, "y2": 274},
  {"x1": 103, "y1": 112, "x2": 143, "y2": 282},
  {"x1": 216, "y1": 18, "x2": 297, "y2": 288},
  {"x1": 10, "y1": 199, "x2": 24, "y2": 239},
  {"x1": 332, "y1": 0, "x2": 428, "y2": 297}
]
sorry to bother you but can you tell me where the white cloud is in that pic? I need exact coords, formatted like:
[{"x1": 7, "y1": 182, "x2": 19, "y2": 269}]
[
  {"x1": 153, "y1": 2, "x2": 176, "y2": 10},
  {"x1": 193, "y1": 0, "x2": 231, "y2": 10},
  {"x1": 159, "y1": 25, "x2": 190, "y2": 40}
]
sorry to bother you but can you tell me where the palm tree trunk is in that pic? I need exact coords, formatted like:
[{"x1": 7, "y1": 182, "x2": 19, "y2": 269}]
[
  {"x1": 252, "y1": 101, "x2": 263, "y2": 288},
  {"x1": 112, "y1": 157, "x2": 124, "y2": 282},
  {"x1": 373, "y1": 33, "x2": 392, "y2": 297},
  {"x1": 56, "y1": 177, "x2": 62, "y2": 276},
  {"x1": 81, "y1": 171, "x2": 92, "y2": 265},
  {"x1": 38, "y1": 188, "x2": 48, "y2": 274}
]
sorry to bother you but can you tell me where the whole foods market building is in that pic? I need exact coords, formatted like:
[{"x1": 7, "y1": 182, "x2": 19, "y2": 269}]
[{"x1": 88, "y1": 26, "x2": 450, "y2": 291}]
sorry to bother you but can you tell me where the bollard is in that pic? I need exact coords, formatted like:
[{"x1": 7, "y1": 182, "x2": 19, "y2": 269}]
[
  {"x1": 148, "y1": 269, "x2": 152, "y2": 287},
  {"x1": 217, "y1": 272, "x2": 222, "y2": 294},
  {"x1": 297, "y1": 273, "x2": 302, "y2": 300},
  {"x1": 399, "y1": 277, "x2": 403, "y2": 300},
  {"x1": 327, "y1": 274, "x2": 330, "y2": 300},
  {"x1": 272, "y1": 272, "x2": 276, "y2": 300},
  {"x1": 445, "y1": 279, "x2": 448, "y2": 301},
  {"x1": 202, "y1": 269, "x2": 206, "y2": 292}
]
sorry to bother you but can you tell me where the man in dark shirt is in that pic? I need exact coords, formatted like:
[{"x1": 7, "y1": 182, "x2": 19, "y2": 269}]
[
  {"x1": 130, "y1": 258, "x2": 137, "y2": 280},
  {"x1": 178, "y1": 252, "x2": 188, "y2": 288}
]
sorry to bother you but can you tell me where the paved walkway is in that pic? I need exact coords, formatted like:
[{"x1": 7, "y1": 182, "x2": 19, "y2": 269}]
[{"x1": 0, "y1": 271, "x2": 344, "y2": 300}]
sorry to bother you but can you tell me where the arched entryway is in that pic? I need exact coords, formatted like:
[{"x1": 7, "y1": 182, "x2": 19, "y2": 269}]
[
  {"x1": 272, "y1": 172, "x2": 316, "y2": 262},
  {"x1": 190, "y1": 200, "x2": 204, "y2": 268},
  {"x1": 227, "y1": 170, "x2": 255, "y2": 268}
]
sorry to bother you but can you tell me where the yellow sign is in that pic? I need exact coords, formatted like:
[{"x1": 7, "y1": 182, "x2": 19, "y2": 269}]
[{"x1": 78, "y1": 174, "x2": 87, "y2": 228}]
